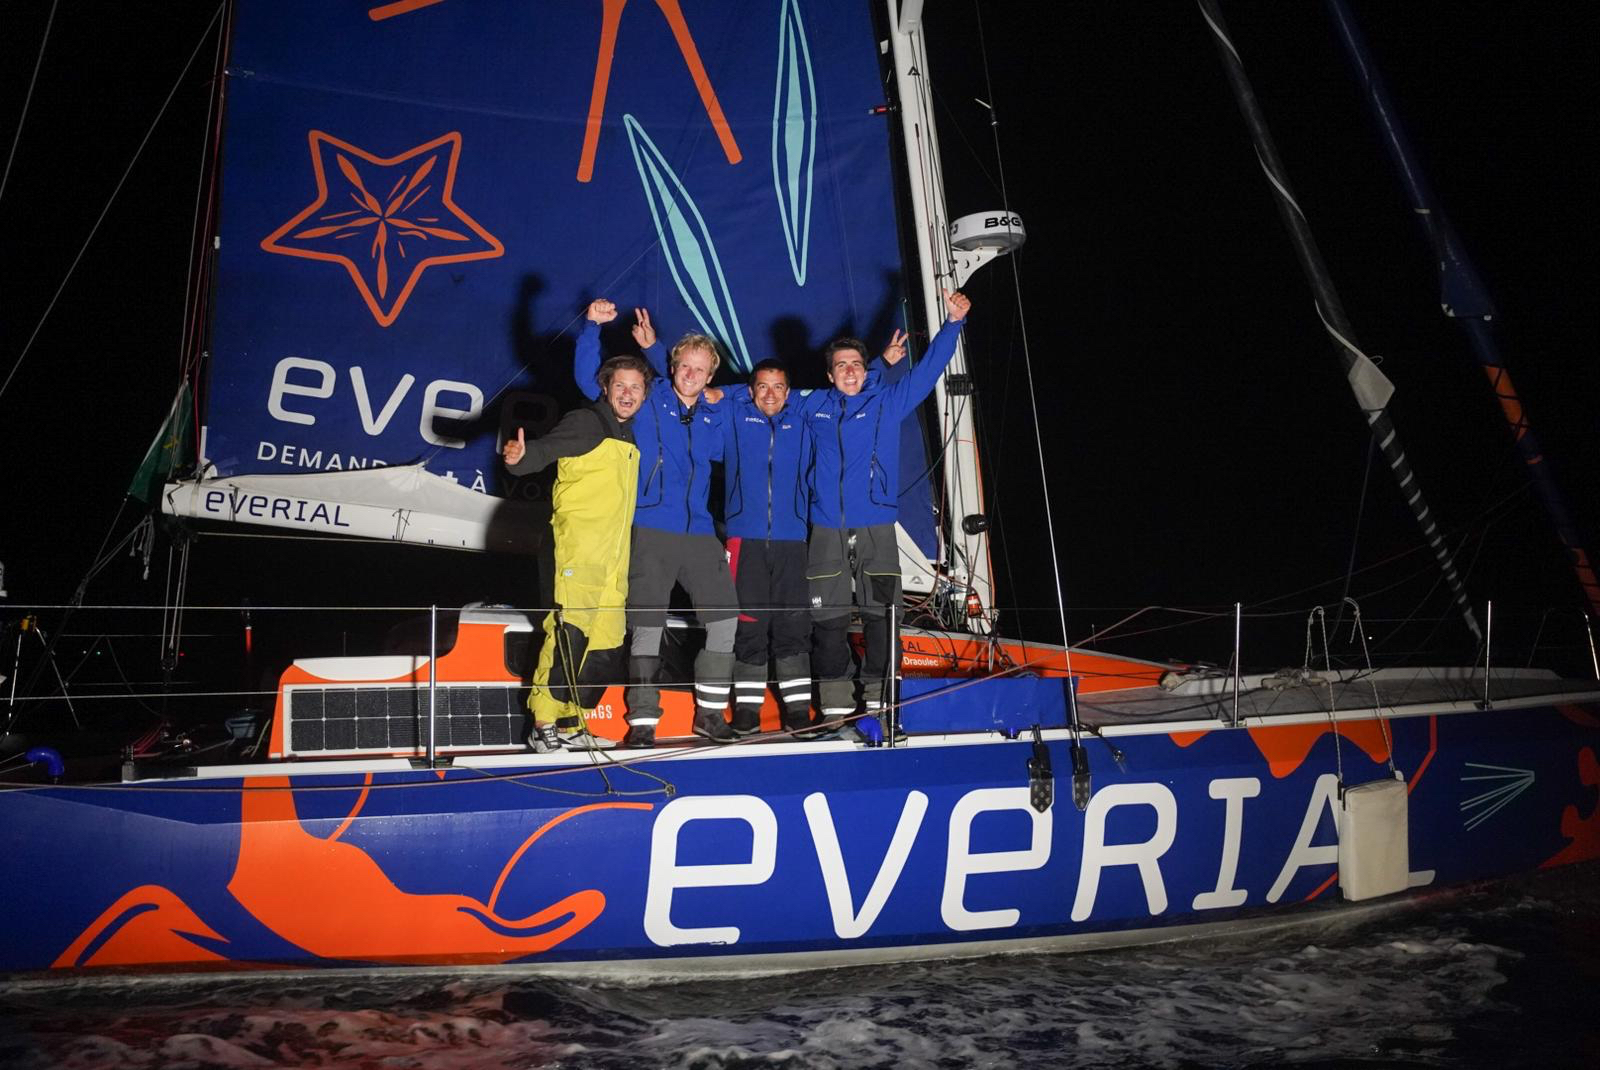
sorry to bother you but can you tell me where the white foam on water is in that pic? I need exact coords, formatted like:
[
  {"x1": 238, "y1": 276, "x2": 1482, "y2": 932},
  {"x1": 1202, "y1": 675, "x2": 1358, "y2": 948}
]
[
  {"x1": 3, "y1": 872, "x2": 1594, "y2": 1069},
  {"x1": 6, "y1": 999, "x2": 583, "y2": 1070},
  {"x1": 159, "y1": 1034, "x2": 275, "y2": 1068}
]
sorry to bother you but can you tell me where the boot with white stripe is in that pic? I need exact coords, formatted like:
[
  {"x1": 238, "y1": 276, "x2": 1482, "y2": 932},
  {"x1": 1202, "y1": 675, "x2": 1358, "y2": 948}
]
[
  {"x1": 803, "y1": 675, "x2": 859, "y2": 739},
  {"x1": 692, "y1": 649, "x2": 738, "y2": 743},
  {"x1": 622, "y1": 655, "x2": 662, "y2": 748},
  {"x1": 774, "y1": 652, "x2": 813, "y2": 733},
  {"x1": 731, "y1": 658, "x2": 767, "y2": 736}
]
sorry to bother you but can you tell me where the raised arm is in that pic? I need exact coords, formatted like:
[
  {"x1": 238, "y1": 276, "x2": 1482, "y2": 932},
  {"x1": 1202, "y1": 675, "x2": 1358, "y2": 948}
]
[
  {"x1": 876, "y1": 328, "x2": 910, "y2": 386},
  {"x1": 573, "y1": 299, "x2": 619, "y2": 401},
  {"x1": 632, "y1": 307, "x2": 670, "y2": 378},
  {"x1": 888, "y1": 289, "x2": 970, "y2": 417}
]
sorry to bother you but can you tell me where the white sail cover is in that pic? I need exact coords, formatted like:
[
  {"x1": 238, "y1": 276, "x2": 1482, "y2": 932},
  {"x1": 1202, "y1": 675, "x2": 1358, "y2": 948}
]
[{"x1": 163, "y1": 466, "x2": 548, "y2": 553}]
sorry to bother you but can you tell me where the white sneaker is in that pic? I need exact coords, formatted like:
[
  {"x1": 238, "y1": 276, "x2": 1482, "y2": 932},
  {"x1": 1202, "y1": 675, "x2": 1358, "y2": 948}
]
[
  {"x1": 558, "y1": 726, "x2": 616, "y2": 750},
  {"x1": 528, "y1": 724, "x2": 564, "y2": 754}
]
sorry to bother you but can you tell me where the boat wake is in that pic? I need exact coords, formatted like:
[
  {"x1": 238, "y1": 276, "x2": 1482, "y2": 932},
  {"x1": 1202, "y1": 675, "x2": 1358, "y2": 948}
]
[{"x1": 4, "y1": 867, "x2": 1594, "y2": 1069}]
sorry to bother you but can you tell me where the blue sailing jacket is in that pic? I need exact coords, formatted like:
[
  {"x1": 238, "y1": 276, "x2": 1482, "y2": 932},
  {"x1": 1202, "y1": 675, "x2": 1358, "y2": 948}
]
[
  {"x1": 687, "y1": 351, "x2": 892, "y2": 543},
  {"x1": 575, "y1": 322, "x2": 722, "y2": 535},
  {"x1": 712, "y1": 388, "x2": 809, "y2": 542},
  {"x1": 806, "y1": 317, "x2": 964, "y2": 531}
]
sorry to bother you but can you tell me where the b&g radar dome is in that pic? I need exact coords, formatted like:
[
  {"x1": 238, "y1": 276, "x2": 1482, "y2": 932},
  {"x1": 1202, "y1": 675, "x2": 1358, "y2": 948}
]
[
  {"x1": 947, "y1": 212, "x2": 1025, "y2": 286},
  {"x1": 949, "y1": 211, "x2": 1026, "y2": 253}
]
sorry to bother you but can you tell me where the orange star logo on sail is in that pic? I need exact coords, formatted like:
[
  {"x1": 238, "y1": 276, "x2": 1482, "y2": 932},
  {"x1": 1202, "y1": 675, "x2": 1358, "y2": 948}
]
[{"x1": 261, "y1": 131, "x2": 503, "y2": 327}]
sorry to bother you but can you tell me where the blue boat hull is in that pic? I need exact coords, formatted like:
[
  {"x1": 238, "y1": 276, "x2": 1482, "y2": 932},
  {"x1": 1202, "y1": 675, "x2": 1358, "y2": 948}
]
[{"x1": 4, "y1": 702, "x2": 1597, "y2": 975}]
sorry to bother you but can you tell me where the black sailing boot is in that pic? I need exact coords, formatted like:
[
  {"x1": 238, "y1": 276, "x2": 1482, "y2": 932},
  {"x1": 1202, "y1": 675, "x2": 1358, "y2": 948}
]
[
  {"x1": 812, "y1": 674, "x2": 864, "y2": 735},
  {"x1": 774, "y1": 652, "x2": 813, "y2": 733},
  {"x1": 623, "y1": 655, "x2": 662, "y2": 748},
  {"x1": 731, "y1": 658, "x2": 767, "y2": 735},
  {"x1": 692, "y1": 649, "x2": 738, "y2": 743}
]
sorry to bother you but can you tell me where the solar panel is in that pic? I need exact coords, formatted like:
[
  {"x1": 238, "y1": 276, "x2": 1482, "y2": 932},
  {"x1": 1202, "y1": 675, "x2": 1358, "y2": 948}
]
[{"x1": 284, "y1": 684, "x2": 524, "y2": 757}]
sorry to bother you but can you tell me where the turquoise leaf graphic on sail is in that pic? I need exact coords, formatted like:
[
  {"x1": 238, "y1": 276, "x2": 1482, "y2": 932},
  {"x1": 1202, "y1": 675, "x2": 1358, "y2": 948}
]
[
  {"x1": 623, "y1": 114, "x2": 752, "y2": 372},
  {"x1": 771, "y1": 0, "x2": 817, "y2": 286},
  {"x1": 1460, "y1": 761, "x2": 1536, "y2": 830}
]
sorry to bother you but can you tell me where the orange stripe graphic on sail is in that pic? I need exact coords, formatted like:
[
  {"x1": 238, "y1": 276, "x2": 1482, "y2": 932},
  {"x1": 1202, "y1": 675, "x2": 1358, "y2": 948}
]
[
  {"x1": 578, "y1": 0, "x2": 742, "y2": 182},
  {"x1": 369, "y1": 0, "x2": 447, "y2": 21}
]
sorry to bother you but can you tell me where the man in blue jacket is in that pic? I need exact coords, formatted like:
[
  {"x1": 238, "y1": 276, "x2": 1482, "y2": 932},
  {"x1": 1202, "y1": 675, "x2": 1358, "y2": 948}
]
[
  {"x1": 806, "y1": 288, "x2": 971, "y2": 725},
  {"x1": 699, "y1": 337, "x2": 909, "y2": 735},
  {"x1": 708, "y1": 359, "x2": 813, "y2": 734},
  {"x1": 574, "y1": 300, "x2": 738, "y2": 747}
]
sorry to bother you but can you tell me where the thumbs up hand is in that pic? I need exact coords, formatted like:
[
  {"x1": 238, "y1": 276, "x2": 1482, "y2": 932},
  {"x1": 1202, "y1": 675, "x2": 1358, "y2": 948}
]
[
  {"x1": 942, "y1": 288, "x2": 971, "y2": 322},
  {"x1": 503, "y1": 426, "x2": 526, "y2": 466}
]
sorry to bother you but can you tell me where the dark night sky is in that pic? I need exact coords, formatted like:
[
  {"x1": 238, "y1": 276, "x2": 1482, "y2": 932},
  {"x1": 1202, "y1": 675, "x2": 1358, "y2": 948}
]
[
  {"x1": 925, "y1": 2, "x2": 1597, "y2": 665},
  {"x1": 1, "y1": 2, "x2": 1595, "y2": 675}
]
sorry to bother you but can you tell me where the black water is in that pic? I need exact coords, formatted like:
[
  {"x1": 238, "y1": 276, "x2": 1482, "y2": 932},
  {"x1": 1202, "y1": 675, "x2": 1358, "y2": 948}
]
[{"x1": 2, "y1": 864, "x2": 1595, "y2": 1069}]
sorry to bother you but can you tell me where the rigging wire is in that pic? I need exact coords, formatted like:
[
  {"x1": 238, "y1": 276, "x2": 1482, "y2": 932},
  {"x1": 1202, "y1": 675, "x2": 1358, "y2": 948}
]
[
  {"x1": 925, "y1": 80, "x2": 1002, "y2": 198},
  {"x1": 1247, "y1": 480, "x2": 1533, "y2": 612},
  {"x1": 72, "y1": 499, "x2": 133, "y2": 606},
  {"x1": 0, "y1": 3, "x2": 225, "y2": 407},
  {"x1": 977, "y1": 286, "x2": 1026, "y2": 642},
  {"x1": 1332, "y1": 434, "x2": 1379, "y2": 637},
  {"x1": 12, "y1": 498, "x2": 136, "y2": 709},
  {"x1": 1194, "y1": 0, "x2": 1481, "y2": 643},
  {"x1": 969, "y1": 5, "x2": 1073, "y2": 660},
  {"x1": 1067, "y1": 484, "x2": 1533, "y2": 655},
  {"x1": 177, "y1": 4, "x2": 228, "y2": 379},
  {"x1": 175, "y1": 0, "x2": 233, "y2": 476},
  {"x1": 0, "y1": 0, "x2": 58, "y2": 207}
]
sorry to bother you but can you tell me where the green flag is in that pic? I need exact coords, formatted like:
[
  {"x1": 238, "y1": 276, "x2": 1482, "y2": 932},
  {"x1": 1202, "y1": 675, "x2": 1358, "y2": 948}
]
[{"x1": 129, "y1": 383, "x2": 193, "y2": 503}]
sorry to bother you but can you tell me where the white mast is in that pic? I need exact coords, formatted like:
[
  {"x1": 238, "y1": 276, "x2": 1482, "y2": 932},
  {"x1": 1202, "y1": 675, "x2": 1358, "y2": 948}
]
[{"x1": 885, "y1": 0, "x2": 1011, "y2": 632}]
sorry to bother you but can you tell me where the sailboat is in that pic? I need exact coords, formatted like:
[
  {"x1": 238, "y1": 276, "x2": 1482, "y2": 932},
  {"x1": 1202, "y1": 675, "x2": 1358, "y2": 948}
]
[{"x1": 1, "y1": 0, "x2": 1596, "y2": 978}]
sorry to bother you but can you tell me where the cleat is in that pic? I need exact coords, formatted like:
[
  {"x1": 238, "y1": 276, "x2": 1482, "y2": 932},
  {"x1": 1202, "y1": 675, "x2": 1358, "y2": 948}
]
[
  {"x1": 621, "y1": 724, "x2": 657, "y2": 749},
  {"x1": 559, "y1": 726, "x2": 616, "y2": 750},
  {"x1": 527, "y1": 723, "x2": 564, "y2": 754}
]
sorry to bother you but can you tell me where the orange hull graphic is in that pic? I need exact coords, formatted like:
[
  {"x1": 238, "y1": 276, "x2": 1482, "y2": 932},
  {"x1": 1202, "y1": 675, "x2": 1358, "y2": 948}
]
[
  {"x1": 54, "y1": 885, "x2": 229, "y2": 969},
  {"x1": 1169, "y1": 721, "x2": 1393, "y2": 779},
  {"x1": 1558, "y1": 703, "x2": 1600, "y2": 729},
  {"x1": 225, "y1": 778, "x2": 648, "y2": 965},
  {"x1": 1543, "y1": 747, "x2": 1600, "y2": 868}
]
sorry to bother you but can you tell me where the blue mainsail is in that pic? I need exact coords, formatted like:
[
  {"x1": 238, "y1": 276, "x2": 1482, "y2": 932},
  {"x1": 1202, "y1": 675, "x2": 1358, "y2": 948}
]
[{"x1": 202, "y1": 0, "x2": 938, "y2": 558}]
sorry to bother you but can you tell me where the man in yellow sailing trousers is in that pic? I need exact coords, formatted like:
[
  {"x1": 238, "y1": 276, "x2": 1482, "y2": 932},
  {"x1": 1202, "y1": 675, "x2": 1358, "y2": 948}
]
[{"x1": 502, "y1": 353, "x2": 652, "y2": 752}]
